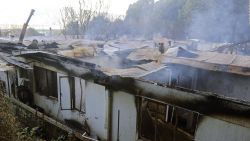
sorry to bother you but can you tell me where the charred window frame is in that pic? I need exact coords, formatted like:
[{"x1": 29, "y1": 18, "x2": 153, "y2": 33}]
[
  {"x1": 139, "y1": 98, "x2": 199, "y2": 141},
  {"x1": 59, "y1": 76, "x2": 85, "y2": 113},
  {"x1": 19, "y1": 68, "x2": 29, "y2": 79},
  {"x1": 69, "y1": 77, "x2": 76, "y2": 110},
  {"x1": 74, "y1": 78, "x2": 85, "y2": 113},
  {"x1": 34, "y1": 66, "x2": 58, "y2": 99},
  {"x1": 18, "y1": 68, "x2": 32, "y2": 89}
]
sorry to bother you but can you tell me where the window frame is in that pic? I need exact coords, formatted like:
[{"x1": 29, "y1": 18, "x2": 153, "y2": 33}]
[
  {"x1": 139, "y1": 98, "x2": 199, "y2": 141},
  {"x1": 34, "y1": 66, "x2": 58, "y2": 100},
  {"x1": 59, "y1": 76, "x2": 85, "y2": 113}
]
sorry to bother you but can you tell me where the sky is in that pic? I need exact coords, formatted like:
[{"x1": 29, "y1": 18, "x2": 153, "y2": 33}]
[{"x1": 0, "y1": 0, "x2": 137, "y2": 29}]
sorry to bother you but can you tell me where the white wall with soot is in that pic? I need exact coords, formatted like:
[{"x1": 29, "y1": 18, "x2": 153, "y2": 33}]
[
  {"x1": 33, "y1": 72, "x2": 110, "y2": 140},
  {"x1": 33, "y1": 73, "x2": 86, "y2": 129},
  {"x1": 112, "y1": 91, "x2": 137, "y2": 141},
  {"x1": 195, "y1": 116, "x2": 250, "y2": 141},
  {"x1": 85, "y1": 81, "x2": 109, "y2": 140}
]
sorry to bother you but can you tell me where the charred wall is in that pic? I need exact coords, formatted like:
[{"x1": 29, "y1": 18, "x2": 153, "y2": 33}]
[
  {"x1": 196, "y1": 69, "x2": 250, "y2": 102},
  {"x1": 160, "y1": 64, "x2": 250, "y2": 103}
]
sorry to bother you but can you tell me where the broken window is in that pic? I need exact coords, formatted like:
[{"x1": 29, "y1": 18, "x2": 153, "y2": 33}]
[
  {"x1": 140, "y1": 99, "x2": 198, "y2": 141},
  {"x1": 59, "y1": 76, "x2": 85, "y2": 112},
  {"x1": 34, "y1": 66, "x2": 58, "y2": 99},
  {"x1": 19, "y1": 68, "x2": 29, "y2": 79}
]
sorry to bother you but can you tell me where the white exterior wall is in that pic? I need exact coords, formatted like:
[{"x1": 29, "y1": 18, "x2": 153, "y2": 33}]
[
  {"x1": 33, "y1": 72, "x2": 110, "y2": 140},
  {"x1": 85, "y1": 81, "x2": 109, "y2": 140},
  {"x1": 0, "y1": 71, "x2": 7, "y2": 82},
  {"x1": 33, "y1": 73, "x2": 86, "y2": 126},
  {"x1": 112, "y1": 91, "x2": 137, "y2": 141},
  {"x1": 34, "y1": 93, "x2": 86, "y2": 122},
  {"x1": 195, "y1": 116, "x2": 250, "y2": 141}
]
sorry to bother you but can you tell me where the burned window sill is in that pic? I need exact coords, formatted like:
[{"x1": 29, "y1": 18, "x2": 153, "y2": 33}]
[
  {"x1": 36, "y1": 92, "x2": 58, "y2": 101},
  {"x1": 48, "y1": 96, "x2": 58, "y2": 101}
]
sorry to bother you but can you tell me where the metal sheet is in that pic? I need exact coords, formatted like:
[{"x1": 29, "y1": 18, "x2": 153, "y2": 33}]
[
  {"x1": 0, "y1": 53, "x2": 32, "y2": 70},
  {"x1": 162, "y1": 52, "x2": 250, "y2": 76}
]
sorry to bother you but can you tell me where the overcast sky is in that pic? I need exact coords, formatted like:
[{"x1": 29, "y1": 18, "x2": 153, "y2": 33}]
[{"x1": 0, "y1": 0, "x2": 137, "y2": 29}]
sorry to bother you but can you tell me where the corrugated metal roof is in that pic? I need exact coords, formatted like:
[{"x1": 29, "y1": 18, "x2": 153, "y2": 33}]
[
  {"x1": 99, "y1": 62, "x2": 165, "y2": 78},
  {"x1": 127, "y1": 47, "x2": 161, "y2": 61},
  {"x1": 162, "y1": 51, "x2": 250, "y2": 76}
]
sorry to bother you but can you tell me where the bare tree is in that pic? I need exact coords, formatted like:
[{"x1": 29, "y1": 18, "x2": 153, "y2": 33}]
[
  {"x1": 60, "y1": 7, "x2": 77, "y2": 39},
  {"x1": 78, "y1": 0, "x2": 109, "y2": 37},
  {"x1": 60, "y1": 0, "x2": 109, "y2": 39},
  {"x1": 78, "y1": 0, "x2": 94, "y2": 37},
  {"x1": 95, "y1": 0, "x2": 107, "y2": 15}
]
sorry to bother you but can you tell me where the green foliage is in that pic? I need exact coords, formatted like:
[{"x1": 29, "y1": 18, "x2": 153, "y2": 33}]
[
  {"x1": 0, "y1": 94, "x2": 19, "y2": 141},
  {"x1": 0, "y1": 94, "x2": 66, "y2": 141},
  {"x1": 17, "y1": 126, "x2": 46, "y2": 141},
  {"x1": 51, "y1": 135, "x2": 67, "y2": 141},
  {"x1": 17, "y1": 126, "x2": 68, "y2": 141}
]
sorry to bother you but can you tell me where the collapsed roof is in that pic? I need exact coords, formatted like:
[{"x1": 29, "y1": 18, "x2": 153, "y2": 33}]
[
  {"x1": 1, "y1": 39, "x2": 250, "y2": 117},
  {"x1": 2, "y1": 39, "x2": 250, "y2": 77}
]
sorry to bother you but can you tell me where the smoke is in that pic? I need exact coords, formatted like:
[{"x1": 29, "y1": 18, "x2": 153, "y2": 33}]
[
  {"x1": 188, "y1": 0, "x2": 250, "y2": 43},
  {"x1": 64, "y1": 0, "x2": 250, "y2": 43}
]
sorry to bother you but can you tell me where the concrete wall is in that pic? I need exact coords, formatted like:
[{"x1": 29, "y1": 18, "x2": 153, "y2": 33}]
[{"x1": 195, "y1": 116, "x2": 250, "y2": 141}]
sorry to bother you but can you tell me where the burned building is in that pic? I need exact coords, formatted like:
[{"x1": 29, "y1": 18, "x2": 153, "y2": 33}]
[{"x1": 0, "y1": 40, "x2": 249, "y2": 141}]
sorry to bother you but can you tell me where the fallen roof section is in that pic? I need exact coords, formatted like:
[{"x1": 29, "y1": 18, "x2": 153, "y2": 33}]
[{"x1": 0, "y1": 53, "x2": 32, "y2": 70}]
